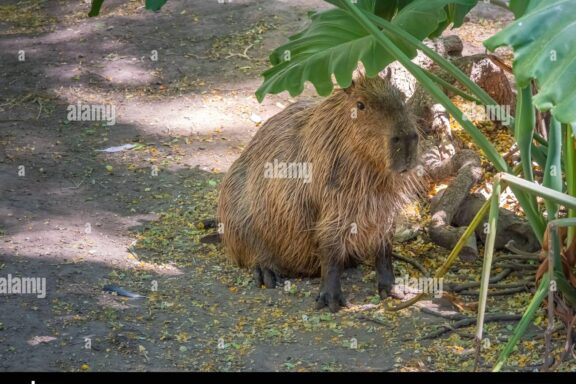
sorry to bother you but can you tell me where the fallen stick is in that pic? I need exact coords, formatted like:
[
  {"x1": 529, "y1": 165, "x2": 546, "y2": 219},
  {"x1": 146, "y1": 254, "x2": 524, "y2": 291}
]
[
  {"x1": 459, "y1": 285, "x2": 534, "y2": 297},
  {"x1": 447, "y1": 268, "x2": 512, "y2": 293},
  {"x1": 420, "y1": 314, "x2": 522, "y2": 340},
  {"x1": 495, "y1": 262, "x2": 538, "y2": 271},
  {"x1": 392, "y1": 252, "x2": 430, "y2": 277},
  {"x1": 496, "y1": 254, "x2": 540, "y2": 262}
]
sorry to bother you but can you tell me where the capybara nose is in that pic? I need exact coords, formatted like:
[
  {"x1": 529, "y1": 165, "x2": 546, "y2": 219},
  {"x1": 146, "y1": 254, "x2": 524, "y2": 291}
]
[
  {"x1": 402, "y1": 133, "x2": 418, "y2": 168},
  {"x1": 406, "y1": 133, "x2": 419, "y2": 169}
]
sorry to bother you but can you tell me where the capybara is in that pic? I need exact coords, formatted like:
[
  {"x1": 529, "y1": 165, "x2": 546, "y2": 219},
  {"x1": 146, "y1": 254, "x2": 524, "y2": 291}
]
[{"x1": 217, "y1": 71, "x2": 422, "y2": 312}]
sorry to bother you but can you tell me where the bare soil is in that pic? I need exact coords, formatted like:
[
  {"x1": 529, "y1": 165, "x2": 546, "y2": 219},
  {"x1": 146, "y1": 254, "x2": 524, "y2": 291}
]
[{"x1": 0, "y1": 0, "x2": 568, "y2": 372}]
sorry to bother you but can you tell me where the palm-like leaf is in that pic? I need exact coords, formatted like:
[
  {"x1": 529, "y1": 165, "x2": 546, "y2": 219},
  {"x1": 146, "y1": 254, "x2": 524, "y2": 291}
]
[
  {"x1": 256, "y1": 0, "x2": 477, "y2": 101},
  {"x1": 485, "y1": 0, "x2": 576, "y2": 124}
]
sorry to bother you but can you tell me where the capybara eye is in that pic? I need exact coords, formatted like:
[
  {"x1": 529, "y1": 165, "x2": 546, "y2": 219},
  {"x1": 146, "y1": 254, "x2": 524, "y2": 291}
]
[
  {"x1": 356, "y1": 101, "x2": 365, "y2": 110},
  {"x1": 391, "y1": 136, "x2": 401, "y2": 144}
]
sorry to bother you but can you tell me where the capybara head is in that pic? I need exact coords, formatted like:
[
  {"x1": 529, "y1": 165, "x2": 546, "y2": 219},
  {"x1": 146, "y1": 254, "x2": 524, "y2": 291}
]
[{"x1": 342, "y1": 72, "x2": 419, "y2": 174}]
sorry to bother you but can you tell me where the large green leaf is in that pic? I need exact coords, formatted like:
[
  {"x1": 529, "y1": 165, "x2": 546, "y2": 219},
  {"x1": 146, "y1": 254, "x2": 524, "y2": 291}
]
[
  {"x1": 509, "y1": 0, "x2": 529, "y2": 18},
  {"x1": 485, "y1": 0, "x2": 576, "y2": 125},
  {"x1": 256, "y1": 0, "x2": 476, "y2": 101},
  {"x1": 429, "y1": 1, "x2": 478, "y2": 37}
]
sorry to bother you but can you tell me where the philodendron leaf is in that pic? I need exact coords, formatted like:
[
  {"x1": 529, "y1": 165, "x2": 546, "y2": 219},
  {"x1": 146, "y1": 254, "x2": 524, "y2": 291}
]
[
  {"x1": 145, "y1": 0, "x2": 168, "y2": 11},
  {"x1": 256, "y1": 0, "x2": 476, "y2": 102},
  {"x1": 258, "y1": 8, "x2": 405, "y2": 100},
  {"x1": 485, "y1": 0, "x2": 576, "y2": 125},
  {"x1": 429, "y1": 1, "x2": 478, "y2": 37},
  {"x1": 509, "y1": 0, "x2": 544, "y2": 18}
]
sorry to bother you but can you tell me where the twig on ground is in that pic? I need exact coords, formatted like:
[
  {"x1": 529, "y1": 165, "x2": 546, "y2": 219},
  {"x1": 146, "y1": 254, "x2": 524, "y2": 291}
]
[
  {"x1": 459, "y1": 284, "x2": 534, "y2": 297},
  {"x1": 419, "y1": 306, "x2": 465, "y2": 321},
  {"x1": 496, "y1": 254, "x2": 540, "y2": 262},
  {"x1": 356, "y1": 315, "x2": 387, "y2": 326},
  {"x1": 505, "y1": 241, "x2": 542, "y2": 258},
  {"x1": 502, "y1": 143, "x2": 519, "y2": 161},
  {"x1": 225, "y1": 44, "x2": 254, "y2": 60},
  {"x1": 392, "y1": 252, "x2": 430, "y2": 277},
  {"x1": 420, "y1": 314, "x2": 521, "y2": 340},
  {"x1": 495, "y1": 262, "x2": 538, "y2": 271},
  {"x1": 447, "y1": 268, "x2": 512, "y2": 292}
]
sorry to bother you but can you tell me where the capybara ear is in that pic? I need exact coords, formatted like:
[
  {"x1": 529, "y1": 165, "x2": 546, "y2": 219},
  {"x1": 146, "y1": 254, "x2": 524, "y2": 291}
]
[
  {"x1": 343, "y1": 80, "x2": 355, "y2": 94},
  {"x1": 383, "y1": 67, "x2": 392, "y2": 81}
]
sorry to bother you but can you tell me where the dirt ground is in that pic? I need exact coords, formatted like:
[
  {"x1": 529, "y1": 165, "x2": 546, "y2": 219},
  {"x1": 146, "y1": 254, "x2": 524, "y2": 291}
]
[{"x1": 0, "y1": 0, "x2": 572, "y2": 372}]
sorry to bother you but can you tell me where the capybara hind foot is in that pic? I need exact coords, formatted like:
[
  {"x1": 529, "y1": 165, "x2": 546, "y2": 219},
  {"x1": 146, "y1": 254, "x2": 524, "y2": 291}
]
[
  {"x1": 315, "y1": 289, "x2": 348, "y2": 313},
  {"x1": 253, "y1": 266, "x2": 280, "y2": 288},
  {"x1": 386, "y1": 285, "x2": 407, "y2": 300}
]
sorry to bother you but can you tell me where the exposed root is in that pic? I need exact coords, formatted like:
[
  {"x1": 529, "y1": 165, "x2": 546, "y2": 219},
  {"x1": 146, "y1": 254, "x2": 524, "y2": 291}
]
[
  {"x1": 392, "y1": 252, "x2": 430, "y2": 277},
  {"x1": 420, "y1": 313, "x2": 521, "y2": 340},
  {"x1": 447, "y1": 268, "x2": 512, "y2": 293}
]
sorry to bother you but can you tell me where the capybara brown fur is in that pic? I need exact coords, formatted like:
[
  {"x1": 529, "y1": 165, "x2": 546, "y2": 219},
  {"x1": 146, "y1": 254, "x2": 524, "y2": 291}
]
[{"x1": 217, "y1": 71, "x2": 422, "y2": 312}]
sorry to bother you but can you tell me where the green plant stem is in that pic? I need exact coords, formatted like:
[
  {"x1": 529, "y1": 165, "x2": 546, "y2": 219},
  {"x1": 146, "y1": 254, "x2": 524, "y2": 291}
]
[
  {"x1": 515, "y1": 85, "x2": 538, "y2": 216},
  {"x1": 566, "y1": 125, "x2": 575, "y2": 245},
  {"x1": 515, "y1": 86, "x2": 535, "y2": 183},
  {"x1": 474, "y1": 175, "x2": 501, "y2": 371},
  {"x1": 422, "y1": 69, "x2": 483, "y2": 104},
  {"x1": 543, "y1": 117, "x2": 563, "y2": 219},
  {"x1": 499, "y1": 173, "x2": 576, "y2": 210}
]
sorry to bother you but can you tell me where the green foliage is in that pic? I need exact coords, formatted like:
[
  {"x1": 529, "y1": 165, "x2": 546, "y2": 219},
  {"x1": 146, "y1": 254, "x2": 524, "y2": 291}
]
[
  {"x1": 88, "y1": 0, "x2": 104, "y2": 17},
  {"x1": 146, "y1": 0, "x2": 168, "y2": 12},
  {"x1": 89, "y1": 0, "x2": 168, "y2": 17},
  {"x1": 485, "y1": 0, "x2": 576, "y2": 124},
  {"x1": 256, "y1": 0, "x2": 477, "y2": 101},
  {"x1": 508, "y1": 0, "x2": 532, "y2": 18}
]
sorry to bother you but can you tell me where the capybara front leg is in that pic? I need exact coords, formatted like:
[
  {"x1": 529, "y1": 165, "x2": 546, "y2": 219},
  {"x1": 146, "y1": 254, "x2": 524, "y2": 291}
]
[
  {"x1": 376, "y1": 241, "x2": 396, "y2": 299},
  {"x1": 315, "y1": 258, "x2": 347, "y2": 313},
  {"x1": 253, "y1": 266, "x2": 280, "y2": 289}
]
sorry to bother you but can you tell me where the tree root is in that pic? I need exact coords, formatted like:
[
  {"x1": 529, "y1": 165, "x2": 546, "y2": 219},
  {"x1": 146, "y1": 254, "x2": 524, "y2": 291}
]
[
  {"x1": 356, "y1": 315, "x2": 388, "y2": 327},
  {"x1": 392, "y1": 252, "x2": 430, "y2": 277},
  {"x1": 495, "y1": 262, "x2": 538, "y2": 271},
  {"x1": 496, "y1": 254, "x2": 540, "y2": 262},
  {"x1": 446, "y1": 268, "x2": 512, "y2": 293},
  {"x1": 505, "y1": 240, "x2": 542, "y2": 258},
  {"x1": 459, "y1": 283, "x2": 535, "y2": 297},
  {"x1": 419, "y1": 313, "x2": 521, "y2": 340}
]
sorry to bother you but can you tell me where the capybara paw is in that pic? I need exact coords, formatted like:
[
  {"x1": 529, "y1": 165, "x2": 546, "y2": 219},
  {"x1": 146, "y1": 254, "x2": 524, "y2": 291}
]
[
  {"x1": 379, "y1": 284, "x2": 406, "y2": 300},
  {"x1": 378, "y1": 281, "x2": 403, "y2": 300},
  {"x1": 253, "y1": 266, "x2": 279, "y2": 289},
  {"x1": 315, "y1": 290, "x2": 348, "y2": 313}
]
